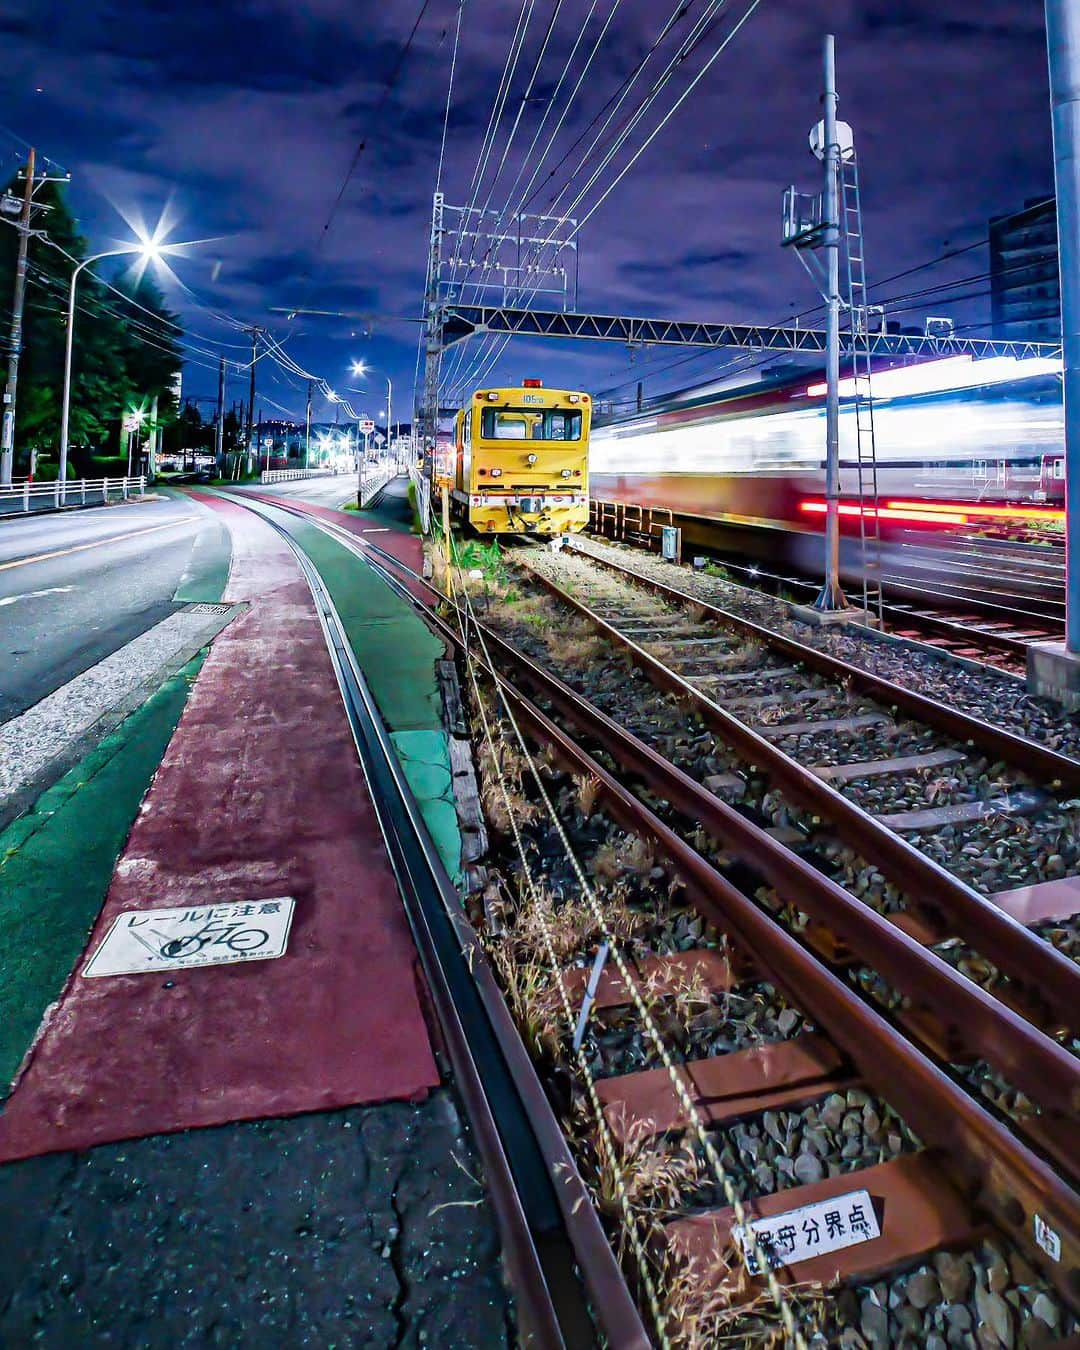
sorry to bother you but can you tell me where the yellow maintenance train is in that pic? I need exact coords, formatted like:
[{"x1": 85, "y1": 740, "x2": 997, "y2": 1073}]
[{"x1": 446, "y1": 380, "x2": 591, "y2": 535}]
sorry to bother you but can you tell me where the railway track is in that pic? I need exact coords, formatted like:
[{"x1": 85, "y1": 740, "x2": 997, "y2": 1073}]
[
  {"x1": 589, "y1": 507, "x2": 1068, "y2": 674},
  {"x1": 224, "y1": 490, "x2": 1080, "y2": 1347},
  {"x1": 664, "y1": 553, "x2": 1065, "y2": 677}
]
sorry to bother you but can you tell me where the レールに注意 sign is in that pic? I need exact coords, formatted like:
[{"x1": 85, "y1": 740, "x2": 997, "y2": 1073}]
[{"x1": 83, "y1": 898, "x2": 296, "y2": 977}]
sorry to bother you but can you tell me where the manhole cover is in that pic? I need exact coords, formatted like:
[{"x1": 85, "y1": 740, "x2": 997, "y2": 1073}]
[{"x1": 185, "y1": 602, "x2": 231, "y2": 615}]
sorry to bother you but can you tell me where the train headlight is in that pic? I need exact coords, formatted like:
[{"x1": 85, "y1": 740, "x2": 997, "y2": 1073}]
[
  {"x1": 560, "y1": 469, "x2": 572, "y2": 478},
  {"x1": 527, "y1": 453, "x2": 538, "y2": 464},
  {"x1": 490, "y1": 468, "x2": 502, "y2": 478},
  {"x1": 486, "y1": 391, "x2": 499, "y2": 401},
  {"x1": 568, "y1": 394, "x2": 580, "y2": 403}
]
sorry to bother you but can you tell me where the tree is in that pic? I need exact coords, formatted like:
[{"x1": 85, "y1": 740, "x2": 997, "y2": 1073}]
[
  {"x1": 0, "y1": 170, "x2": 186, "y2": 475},
  {"x1": 163, "y1": 402, "x2": 212, "y2": 456}
]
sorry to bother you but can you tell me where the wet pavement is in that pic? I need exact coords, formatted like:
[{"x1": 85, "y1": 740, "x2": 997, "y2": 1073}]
[{"x1": 0, "y1": 1090, "x2": 514, "y2": 1348}]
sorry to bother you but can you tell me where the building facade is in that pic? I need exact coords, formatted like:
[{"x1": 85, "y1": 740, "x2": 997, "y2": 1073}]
[{"x1": 989, "y1": 196, "x2": 1060, "y2": 343}]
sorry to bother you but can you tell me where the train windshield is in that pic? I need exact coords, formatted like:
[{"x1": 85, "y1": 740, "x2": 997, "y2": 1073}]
[{"x1": 480, "y1": 407, "x2": 583, "y2": 441}]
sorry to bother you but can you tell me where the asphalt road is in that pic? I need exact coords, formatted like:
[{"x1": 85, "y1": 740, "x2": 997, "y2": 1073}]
[
  {"x1": 249, "y1": 471, "x2": 415, "y2": 529},
  {"x1": 238, "y1": 474, "x2": 356, "y2": 510},
  {"x1": 0, "y1": 494, "x2": 228, "y2": 723}
]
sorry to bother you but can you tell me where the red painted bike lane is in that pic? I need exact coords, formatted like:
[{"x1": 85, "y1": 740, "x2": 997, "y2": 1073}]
[{"x1": 0, "y1": 495, "x2": 439, "y2": 1162}]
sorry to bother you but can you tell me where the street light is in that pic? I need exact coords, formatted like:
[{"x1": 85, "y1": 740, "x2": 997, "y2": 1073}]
[
  {"x1": 351, "y1": 359, "x2": 393, "y2": 451},
  {"x1": 58, "y1": 239, "x2": 165, "y2": 496},
  {"x1": 125, "y1": 407, "x2": 145, "y2": 476}
]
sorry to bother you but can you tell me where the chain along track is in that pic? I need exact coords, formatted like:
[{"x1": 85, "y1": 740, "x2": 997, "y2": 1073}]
[
  {"x1": 519, "y1": 537, "x2": 1080, "y2": 971},
  {"x1": 228, "y1": 492, "x2": 1080, "y2": 1347},
  {"x1": 216, "y1": 492, "x2": 647, "y2": 1350}
]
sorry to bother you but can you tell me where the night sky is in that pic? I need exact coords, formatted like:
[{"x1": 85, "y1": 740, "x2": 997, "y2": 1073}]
[{"x1": 0, "y1": 1, "x2": 1054, "y2": 425}]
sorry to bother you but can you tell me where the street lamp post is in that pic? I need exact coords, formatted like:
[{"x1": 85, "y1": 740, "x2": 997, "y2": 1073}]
[
  {"x1": 351, "y1": 360, "x2": 392, "y2": 451},
  {"x1": 59, "y1": 242, "x2": 160, "y2": 497}
]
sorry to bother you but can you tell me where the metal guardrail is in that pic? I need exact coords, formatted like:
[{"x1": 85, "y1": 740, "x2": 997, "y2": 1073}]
[
  {"x1": 0, "y1": 476, "x2": 146, "y2": 516},
  {"x1": 359, "y1": 463, "x2": 399, "y2": 508},
  {"x1": 259, "y1": 468, "x2": 340, "y2": 483},
  {"x1": 409, "y1": 465, "x2": 431, "y2": 534}
]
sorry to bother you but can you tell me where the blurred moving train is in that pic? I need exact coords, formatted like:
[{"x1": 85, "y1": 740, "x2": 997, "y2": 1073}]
[
  {"x1": 589, "y1": 354, "x2": 1066, "y2": 537},
  {"x1": 444, "y1": 380, "x2": 591, "y2": 535}
]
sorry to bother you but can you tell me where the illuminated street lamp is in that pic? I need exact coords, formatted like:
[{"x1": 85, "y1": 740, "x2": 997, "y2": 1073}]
[
  {"x1": 124, "y1": 406, "x2": 145, "y2": 476},
  {"x1": 351, "y1": 359, "x2": 393, "y2": 449},
  {"x1": 59, "y1": 238, "x2": 164, "y2": 496}
]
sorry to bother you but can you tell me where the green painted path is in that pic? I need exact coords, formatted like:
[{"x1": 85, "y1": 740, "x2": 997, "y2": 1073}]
[
  {"x1": 0, "y1": 494, "x2": 232, "y2": 1096},
  {"x1": 0, "y1": 657, "x2": 205, "y2": 1093}
]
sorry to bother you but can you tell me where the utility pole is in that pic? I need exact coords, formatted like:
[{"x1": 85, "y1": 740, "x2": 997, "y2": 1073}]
[
  {"x1": 245, "y1": 328, "x2": 258, "y2": 473},
  {"x1": 813, "y1": 34, "x2": 847, "y2": 613},
  {"x1": 215, "y1": 355, "x2": 225, "y2": 476},
  {"x1": 1030, "y1": 1, "x2": 1080, "y2": 707},
  {"x1": 305, "y1": 379, "x2": 312, "y2": 468},
  {"x1": 149, "y1": 393, "x2": 159, "y2": 477},
  {"x1": 1, "y1": 147, "x2": 35, "y2": 487}
]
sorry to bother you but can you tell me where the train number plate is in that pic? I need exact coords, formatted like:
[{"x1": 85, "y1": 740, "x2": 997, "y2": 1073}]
[
  {"x1": 83, "y1": 898, "x2": 296, "y2": 977},
  {"x1": 733, "y1": 1188, "x2": 881, "y2": 1272}
]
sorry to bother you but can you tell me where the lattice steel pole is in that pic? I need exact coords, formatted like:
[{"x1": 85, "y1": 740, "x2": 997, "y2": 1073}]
[
  {"x1": 813, "y1": 34, "x2": 848, "y2": 613},
  {"x1": 420, "y1": 193, "x2": 445, "y2": 478}
]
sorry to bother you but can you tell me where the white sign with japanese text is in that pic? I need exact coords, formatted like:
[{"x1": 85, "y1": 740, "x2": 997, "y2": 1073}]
[
  {"x1": 83, "y1": 898, "x2": 296, "y2": 977},
  {"x1": 733, "y1": 1187, "x2": 881, "y2": 1273}
]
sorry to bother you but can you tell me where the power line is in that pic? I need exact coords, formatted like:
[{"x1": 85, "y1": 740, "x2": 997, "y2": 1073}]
[{"x1": 295, "y1": 0, "x2": 436, "y2": 319}]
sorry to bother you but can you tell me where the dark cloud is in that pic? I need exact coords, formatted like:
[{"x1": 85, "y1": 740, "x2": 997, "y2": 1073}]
[{"x1": 0, "y1": 0, "x2": 1056, "y2": 416}]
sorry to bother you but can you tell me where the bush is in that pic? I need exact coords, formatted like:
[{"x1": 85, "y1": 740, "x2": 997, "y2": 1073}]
[{"x1": 90, "y1": 456, "x2": 129, "y2": 478}]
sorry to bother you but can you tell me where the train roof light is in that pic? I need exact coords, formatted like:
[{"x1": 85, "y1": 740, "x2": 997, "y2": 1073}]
[{"x1": 523, "y1": 378, "x2": 543, "y2": 387}]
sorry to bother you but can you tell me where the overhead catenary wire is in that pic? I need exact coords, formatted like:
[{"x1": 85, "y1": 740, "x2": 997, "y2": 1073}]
[
  {"x1": 442, "y1": 0, "x2": 698, "y2": 394},
  {"x1": 441, "y1": 0, "x2": 697, "y2": 399},
  {"x1": 447, "y1": 0, "x2": 762, "y2": 400},
  {"x1": 592, "y1": 241, "x2": 1055, "y2": 406},
  {"x1": 439, "y1": 0, "x2": 624, "y2": 400}
]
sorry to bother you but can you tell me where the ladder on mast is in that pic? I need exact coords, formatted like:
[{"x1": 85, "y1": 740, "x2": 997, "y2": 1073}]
[{"x1": 840, "y1": 152, "x2": 882, "y2": 622}]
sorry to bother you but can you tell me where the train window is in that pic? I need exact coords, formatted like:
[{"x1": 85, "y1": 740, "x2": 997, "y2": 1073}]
[
  {"x1": 480, "y1": 408, "x2": 583, "y2": 440},
  {"x1": 482, "y1": 412, "x2": 528, "y2": 439},
  {"x1": 1056, "y1": 458, "x2": 1066, "y2": 479}
]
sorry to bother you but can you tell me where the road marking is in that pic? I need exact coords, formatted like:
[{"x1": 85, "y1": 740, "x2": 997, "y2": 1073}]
[
  {"x1": 0, "y1": 585, "x2": 75, "y2": 606},
  {"x1": 0, "y1": 518, "x2": 194, "y2": 573}
]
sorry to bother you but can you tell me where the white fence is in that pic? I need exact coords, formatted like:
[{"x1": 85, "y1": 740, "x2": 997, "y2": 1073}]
[
  {"x1": 359, "y1": 463, "x2": 400, "y2": 508},
  {"x1": 408, "y1": 464, "x2": 431, "y2": 534},
  {"x1": 260, "y1": 467, "x2": 340, "y2": 484},
  {"x1": 0, "y1": 476, "x2": 146, "y2": 516}
]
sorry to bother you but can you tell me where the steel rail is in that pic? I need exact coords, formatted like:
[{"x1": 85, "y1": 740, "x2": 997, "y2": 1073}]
[
  {"x1": 228, "y1": 492, "x2": 1080, "y2": 1312},
  {"x1": 567, "y1": 541, "x2": 1080, "y2": 790},
  {"x1": 496, "y1": 678, "x2": 1080, "y2": 1310},
  {"x1": 516, "y1": 552, "x2": 1080, "y2": 1032},
  {"x1": 314, "y1": 524, "x2": 1079, "y2": 1112},
  {"x1": 711, "y1": 557, "x2": 1058, "y2": 665},
  {"x1": 473, "y1": 625, "x2": 1080, "y2": 1142},
  {"x1": 222, "y1": 490, "x2": 650, "y2": 1350}
]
